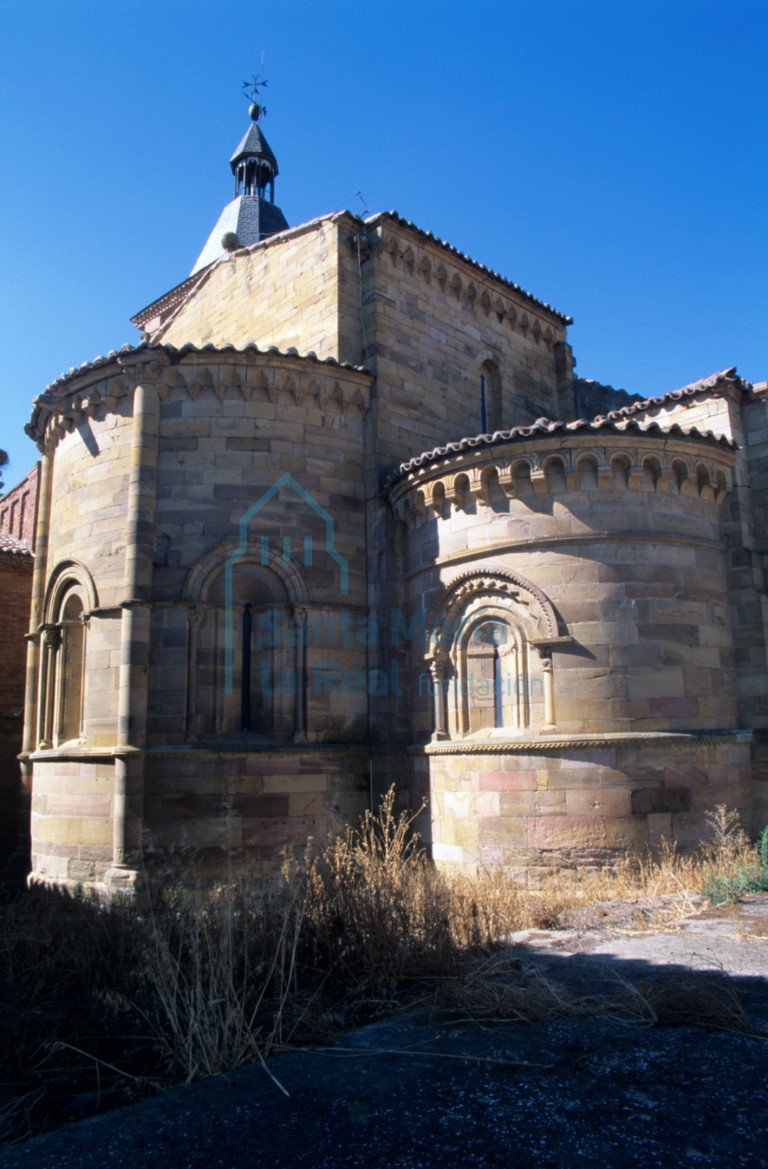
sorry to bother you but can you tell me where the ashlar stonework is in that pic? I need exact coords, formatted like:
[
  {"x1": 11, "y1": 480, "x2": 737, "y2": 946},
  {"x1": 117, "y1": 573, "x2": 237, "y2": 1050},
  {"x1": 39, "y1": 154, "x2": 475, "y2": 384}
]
[{"x1": 18, "y1": 104, "x2": 768, "y2": 892}]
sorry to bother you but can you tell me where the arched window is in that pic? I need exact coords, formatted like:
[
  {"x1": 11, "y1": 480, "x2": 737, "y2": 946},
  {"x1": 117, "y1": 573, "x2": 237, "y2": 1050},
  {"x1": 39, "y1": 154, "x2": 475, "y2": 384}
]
[
  {"x1": 454, "y1": 610, "x2": 534, "y2": 736},
  {"x1": 189, "y1": 561, "x2": 301, "y2": 742},
  {"x1": 480, "y1": 360, "x2": 503, "y2": 433},
  {"x1": 425, "y1": 571, "x2": 561, "y2": 741},
  {"x1": 39, "y1": 583, "x2": 88, "y2": 748},
  {"x1": 465, "y1": 618, "x2": 510, "y2": 730},
  {"x1": 58, "y1": 592, "x2": 86, "y2": 743}
]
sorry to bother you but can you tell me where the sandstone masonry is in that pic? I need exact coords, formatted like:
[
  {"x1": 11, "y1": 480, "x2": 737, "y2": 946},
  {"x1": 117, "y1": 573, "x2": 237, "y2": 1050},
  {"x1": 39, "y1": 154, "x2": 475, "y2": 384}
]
[{"x1": 17, "y1": 106, "x2": 768, "y2": 891}]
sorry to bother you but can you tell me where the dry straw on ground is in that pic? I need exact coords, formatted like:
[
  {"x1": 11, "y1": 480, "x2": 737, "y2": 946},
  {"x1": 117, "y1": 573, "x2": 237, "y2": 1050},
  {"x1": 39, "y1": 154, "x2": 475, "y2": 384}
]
[{"x1": 1, "y1": 795, "x2": 765, "y2": 1145}]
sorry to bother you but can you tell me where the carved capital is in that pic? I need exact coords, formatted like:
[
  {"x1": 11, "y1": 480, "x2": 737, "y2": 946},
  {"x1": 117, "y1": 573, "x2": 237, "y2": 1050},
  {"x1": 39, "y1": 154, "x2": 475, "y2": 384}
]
[
  {"x1": 41, "y1": 626, "x2": 60, "y2": 651},
  {"x1": 187, "y1": 605, "x2": 206, "y2": 629}
]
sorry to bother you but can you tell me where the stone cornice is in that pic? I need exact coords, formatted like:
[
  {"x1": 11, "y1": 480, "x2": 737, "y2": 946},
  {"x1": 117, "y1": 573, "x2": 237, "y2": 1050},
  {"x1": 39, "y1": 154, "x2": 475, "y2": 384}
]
[
  {"x1": 27, "y1": 344, "x2": 372, "y2": 452},
  {"x1": 386, "y1": 416, "x2": 736, "y2": 489},
  {"x1": 24, "y1": 743, "x2": 374, "y2": 762},
  {"x1": 415, "y1": 730, "x2": 752, "y2": 755}
]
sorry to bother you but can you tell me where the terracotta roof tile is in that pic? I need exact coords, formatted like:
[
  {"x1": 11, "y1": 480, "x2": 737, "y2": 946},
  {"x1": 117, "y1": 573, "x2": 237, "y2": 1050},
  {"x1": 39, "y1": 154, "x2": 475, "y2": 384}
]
[
  {"x1": 0, "y1": 531, "x2": 33, "y2": 556},
  {"x1": 385, "y1": 414, "x2": 736, "y2": 489},
  {"x1": 599, "y1": 367, "x2": 748, "y2": 422}
]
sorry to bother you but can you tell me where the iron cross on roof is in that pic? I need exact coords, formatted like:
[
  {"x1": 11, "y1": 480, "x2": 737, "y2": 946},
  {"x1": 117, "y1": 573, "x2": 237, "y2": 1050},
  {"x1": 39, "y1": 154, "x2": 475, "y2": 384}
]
[{"x1": 242, "y1": 74, "x2": 268, "y2": 120}]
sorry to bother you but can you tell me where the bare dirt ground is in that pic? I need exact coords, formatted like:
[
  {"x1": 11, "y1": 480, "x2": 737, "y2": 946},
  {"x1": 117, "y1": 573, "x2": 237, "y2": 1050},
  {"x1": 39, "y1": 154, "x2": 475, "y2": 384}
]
[{"x1": 2, "y1": 896, "x2": 767, "y2": 1169}]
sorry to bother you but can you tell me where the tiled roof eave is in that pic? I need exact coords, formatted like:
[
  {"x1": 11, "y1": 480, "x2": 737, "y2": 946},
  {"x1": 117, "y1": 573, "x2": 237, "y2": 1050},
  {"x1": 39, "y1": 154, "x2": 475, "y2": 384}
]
[
  {"x1": 27, "y1": 341, "x2": 373, "y2": 444},
  {"x1": 601, "y1": 367, "x2": 751, "y2": 422},
  {"x1": 130, "y1": 270, "x2": 212, "y2": 330},
  {"x1": 0, "y1": 532, "x2": 33, "y2": 556},
  {"x1": 36, "y1": 341, "x2": 371, "y2": 400},
  {"x1": 383, "y1": 415, "x2": 737, "y2": 491}
]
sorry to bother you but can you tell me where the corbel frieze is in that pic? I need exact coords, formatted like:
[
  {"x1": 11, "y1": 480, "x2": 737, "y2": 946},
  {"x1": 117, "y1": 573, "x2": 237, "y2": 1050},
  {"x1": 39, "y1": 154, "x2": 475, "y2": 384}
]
[
  {"x1": 389, "y1": 440, "x2": 734, "y2": 523},
  {"x1": 378, "y1": 228, "x2": 557, "y2": 344}
]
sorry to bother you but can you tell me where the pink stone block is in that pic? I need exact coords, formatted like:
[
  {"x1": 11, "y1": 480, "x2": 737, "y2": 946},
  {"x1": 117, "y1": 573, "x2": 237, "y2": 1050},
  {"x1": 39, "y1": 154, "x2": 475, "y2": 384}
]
[
  {"x1": 670, "y1": 811, "x2": 713, "y2": 848},
  {"x1": 479, "y1": 769, "x2": 537, "y2": 791},
  {"x1": 527, "y1": 815, "x2": 606, "y2": 850}
]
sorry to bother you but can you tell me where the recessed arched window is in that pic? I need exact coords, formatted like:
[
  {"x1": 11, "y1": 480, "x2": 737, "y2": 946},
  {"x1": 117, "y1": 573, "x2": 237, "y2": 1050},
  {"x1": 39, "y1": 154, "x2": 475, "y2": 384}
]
[
  {"x1": 189, "y1": 561, "x2": 301, "y2": 742},
  {"x1": 58, "y1": 593, "x2": 86, "y2": 743},
  {"x1": 457, "y1": 611, "x2": 533, "y2": 735},
  {"x1": 480, "y1": 359, "x2": 503, "y2": 433},
  {"x1": 425, "y1": 572, "x2": 561, "y2": 742},
  {"x1": 464, "y1": 618, "x2": 509, "y2": 730},
  {"x1": 39, "y1": 582, "x2": 88, "y2": 748}
]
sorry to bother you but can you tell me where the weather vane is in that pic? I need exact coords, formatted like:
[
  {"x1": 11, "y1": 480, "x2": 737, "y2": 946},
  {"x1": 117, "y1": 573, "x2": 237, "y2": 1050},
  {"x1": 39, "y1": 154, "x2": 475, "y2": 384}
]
[{"x1": 242, "y1": 71, "x2": 268, "y2": 121}]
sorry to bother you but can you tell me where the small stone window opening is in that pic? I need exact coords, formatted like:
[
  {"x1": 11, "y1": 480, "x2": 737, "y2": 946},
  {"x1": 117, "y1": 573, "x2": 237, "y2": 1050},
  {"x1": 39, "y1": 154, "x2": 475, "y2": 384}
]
[
  {"x1": 241, "y1": 602, "x2": 253, "y2": 732},
  {"x1": 479, "y1": 361, "x2": 503, "y2": 433},
  {"x1": 39, "y1": 587, "x2": 87, "y2": 748}
]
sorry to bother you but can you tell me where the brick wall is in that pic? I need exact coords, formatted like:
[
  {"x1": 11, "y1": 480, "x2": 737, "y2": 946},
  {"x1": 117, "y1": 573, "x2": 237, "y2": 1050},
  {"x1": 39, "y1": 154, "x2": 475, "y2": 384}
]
[
  {"x1": 0, "y1": 548, "x2": 33, "y2": 879},
  {"x1": 0, "y1": 462, "x2": 41, "y2": 548}
]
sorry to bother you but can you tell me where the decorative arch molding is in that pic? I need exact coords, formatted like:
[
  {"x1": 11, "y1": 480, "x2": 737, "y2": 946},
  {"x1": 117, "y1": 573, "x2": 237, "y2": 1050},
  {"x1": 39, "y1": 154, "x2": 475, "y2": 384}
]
[
  {"x1": 183, "y1": 539, "x2": 311, "y2": 606},
  {"x1": 422, "y1": 568, "x2": 570, "y2": 741},
  {"x1": 425, "y1": 567, "x2": 563, "y2": 655},
  {"x1": 44, "y1": 559, "x2": 99, "y2": 623},
  {"x1": 38, "y1": 560, "x2": 96, "y2": 750}
]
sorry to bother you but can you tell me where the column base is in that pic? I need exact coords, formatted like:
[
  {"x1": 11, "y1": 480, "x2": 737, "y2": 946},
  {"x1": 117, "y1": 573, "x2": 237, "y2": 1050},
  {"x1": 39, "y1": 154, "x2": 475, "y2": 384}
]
[{"x1": 103, "y1": 866, "x2": 140, "y2": 894}]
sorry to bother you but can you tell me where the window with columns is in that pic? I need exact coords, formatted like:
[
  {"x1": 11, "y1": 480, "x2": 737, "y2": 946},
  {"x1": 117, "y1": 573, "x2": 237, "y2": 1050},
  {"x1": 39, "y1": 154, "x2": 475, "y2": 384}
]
[
  {"x1": 38, "y1": 583, "x2": 88, "y2": 748},
  {"x1": 188, "y1": 561, "x2": 304, "y2": 742},
  {"x1": 425, "y1": 572, "x2": 561, "y2": 741}
]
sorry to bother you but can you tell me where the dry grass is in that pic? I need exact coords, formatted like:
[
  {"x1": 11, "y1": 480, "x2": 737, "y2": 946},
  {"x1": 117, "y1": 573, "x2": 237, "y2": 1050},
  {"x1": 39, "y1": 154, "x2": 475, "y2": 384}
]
[{"x1": 0, "y1": 794, "x2": 765, "y2": 1145}]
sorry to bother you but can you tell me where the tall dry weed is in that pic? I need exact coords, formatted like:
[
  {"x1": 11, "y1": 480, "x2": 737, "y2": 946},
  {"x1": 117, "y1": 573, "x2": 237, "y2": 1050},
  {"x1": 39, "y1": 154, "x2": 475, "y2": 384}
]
[
  {"x1": 137, "y1": 872, "x2": 308, "y2": 1082},
  {"x1": 2, "y1": 793, "x2": 766, "y2": 1146}
]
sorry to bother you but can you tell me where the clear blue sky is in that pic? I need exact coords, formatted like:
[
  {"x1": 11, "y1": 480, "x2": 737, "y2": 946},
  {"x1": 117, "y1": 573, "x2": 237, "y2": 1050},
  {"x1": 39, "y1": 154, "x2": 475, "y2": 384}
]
[{"x1": 1, "y1": 0, "x2": 765, "y2": 488}]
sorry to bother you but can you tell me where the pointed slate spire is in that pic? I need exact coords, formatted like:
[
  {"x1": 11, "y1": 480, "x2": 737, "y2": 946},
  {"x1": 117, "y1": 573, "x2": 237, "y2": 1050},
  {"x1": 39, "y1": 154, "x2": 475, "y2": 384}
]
[{"x1": 191, "y1": 91, "x2": 289, "y2": 274}]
